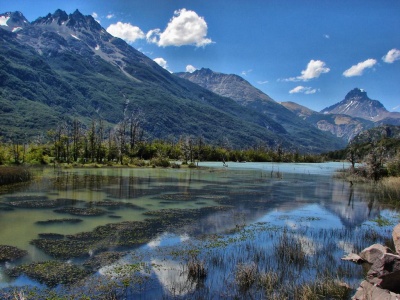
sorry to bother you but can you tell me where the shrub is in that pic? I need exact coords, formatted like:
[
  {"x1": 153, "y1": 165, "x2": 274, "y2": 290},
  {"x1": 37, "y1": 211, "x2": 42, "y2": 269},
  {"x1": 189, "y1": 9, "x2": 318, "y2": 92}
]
[
  {"x1": 150, "y1": 157, "x2": 170, "y2": 168},
  {"x1": 386, "y1": 156, "x2": 400, "y2": 176}
]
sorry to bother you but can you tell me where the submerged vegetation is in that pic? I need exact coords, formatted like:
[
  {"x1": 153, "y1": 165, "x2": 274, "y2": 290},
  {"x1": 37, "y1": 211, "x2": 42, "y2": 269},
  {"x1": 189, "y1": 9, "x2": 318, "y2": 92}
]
[{"x1": 1, "y1": 218, "x2": 393, "y2": 299}]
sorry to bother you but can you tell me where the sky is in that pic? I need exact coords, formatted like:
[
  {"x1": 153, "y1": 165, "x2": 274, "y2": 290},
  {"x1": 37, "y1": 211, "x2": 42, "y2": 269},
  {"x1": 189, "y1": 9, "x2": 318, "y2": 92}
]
[{"x1": 2, "y1": 0, "x2": 400, "y2": 112}]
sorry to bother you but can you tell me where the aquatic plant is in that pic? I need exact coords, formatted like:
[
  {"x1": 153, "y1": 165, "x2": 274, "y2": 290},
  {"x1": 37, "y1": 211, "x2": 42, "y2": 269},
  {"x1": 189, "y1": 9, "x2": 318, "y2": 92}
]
[
  {"x1": 5, "y1": 261, "x2": 90, "y2": 287},
  {"x1": 0, "y1": 166, "x2": 31, "y2": 185},
  {"x1": 0, "y1": 245, "x2": 28, "y2": 262},
  {"x1": 187, "y1": 257, "x2": 207, "y2": 280},
  {"x1": 235, "y1": 262, "x2": 258, "y2": 292}
]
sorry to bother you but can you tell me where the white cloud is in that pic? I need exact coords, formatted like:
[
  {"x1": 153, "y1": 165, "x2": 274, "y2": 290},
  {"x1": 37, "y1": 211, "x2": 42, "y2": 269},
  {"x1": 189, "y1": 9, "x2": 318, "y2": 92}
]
[
  {"x1": 91, "y1": 12, "x2": 100, "y2": 24},
  {"x1": 154, "y1": 57, "x2": 168, "y2": 70},
  {"x1": 107, "y1": 22, "x2": 145, "y2": 43},
  {"x1": 257, "y1": 80, "x2": 269, "y2": 85},
  {"x1": 289, "y1": 86, "x2": 317, "y2": 94},
  {"x1": 392, "y1": 104, "x2": 400, "y2": 111},
  {"x1": 284, "y1": 60, "x2": 330, "y2": 82},
  {"x1": 0, "y1": 16, "x2": 10, "y2": 26},
  {"x1": 298, "y1": 60, "x2": 330, "y2": 81},
  {"x1": 241, "y1": 69, "x2": 253, "y2": 76},
  {"x1": 324, "y1": 34, "x2": 330, "y2": 39},
  {"x1": 343, "y1": 59, "x2": 377, "y2": 77},
  {"x1": 186, "y1": 65, "x2": 197, "y2": 73},
  {"x1": 146, "y1": 9, "x2": 213, "y2": 47},
  {"x1": 383, "y1": 48, "x2": 400, "y2": 63},
  {"x1": 106, "y1": 14, "x2": 115, "y2": 20}
]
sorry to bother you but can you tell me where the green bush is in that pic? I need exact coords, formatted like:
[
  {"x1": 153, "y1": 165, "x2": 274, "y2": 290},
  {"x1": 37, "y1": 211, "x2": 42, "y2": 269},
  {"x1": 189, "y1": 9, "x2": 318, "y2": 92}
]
[
  {"x1": 150, "y1": 157, "x2": 170, "y2": 168},
  {"x1": 387, "y1": 157, "x2": 400, "y2": 176}
]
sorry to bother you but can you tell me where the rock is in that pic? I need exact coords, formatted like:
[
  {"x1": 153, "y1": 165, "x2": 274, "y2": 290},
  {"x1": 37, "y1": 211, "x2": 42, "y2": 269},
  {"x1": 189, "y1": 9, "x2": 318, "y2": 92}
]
[
  {"x1": 352, "y1": 280, "x2": 400, "y2": 300},
  {"x1": 367, "y1": 253, "x2": 400, "y2": 293},
  {"x1": 341, "y1": 253, "x2": 364, "y2": 264},
  {"x1": 359, "y1": 244, "x2": 393, "y2": 265},
  {"x1": 393, "y1": 223, "x2": 400, "y2": 254}
]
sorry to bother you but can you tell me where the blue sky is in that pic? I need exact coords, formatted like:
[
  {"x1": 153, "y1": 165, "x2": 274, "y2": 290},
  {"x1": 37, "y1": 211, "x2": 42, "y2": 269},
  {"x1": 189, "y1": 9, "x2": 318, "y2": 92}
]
[{"x1": 2, "y1": 0, "x2": 400, "y2": 111}]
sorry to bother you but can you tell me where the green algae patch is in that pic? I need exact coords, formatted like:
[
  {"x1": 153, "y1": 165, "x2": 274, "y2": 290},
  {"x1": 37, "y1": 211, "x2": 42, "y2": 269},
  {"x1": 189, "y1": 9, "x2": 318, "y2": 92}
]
[
  {"x1": 83, "y1": 251, "x2": 127, "y2": 272},
  {"x1": 5, "y1": 261, "x2": 90, "y2": 287},
  {"x1": 86, "y1": 201, "x2": 145, "y2": 211},
  {"x1": 30, "y1": 239, "x2": 91, "y2": 259},
  {"x1": 37, "y1": 233, "x2": 65, "y2": 240},
  {"x1": 30, "y1": 206, "x2": 231, "y2": 260},
  {"x1": 54, "y1": 207, "x2": 107, "y2": 216},
  {"x1": 35, "y1": 218, "x2": 83, "y2": 225},
  {"x1": 0, "y1": 245, "x2": 28, "y2": 262},
  {"x1": 6, "y1": 198, "x2": 84, "y2": 209}
]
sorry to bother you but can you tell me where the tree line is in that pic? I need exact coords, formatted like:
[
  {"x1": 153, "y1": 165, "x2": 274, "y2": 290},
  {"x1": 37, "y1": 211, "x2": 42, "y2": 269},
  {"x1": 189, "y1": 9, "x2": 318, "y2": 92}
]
[{"x1": 0, "y1": 116, "x2": 325, "y2": 166}]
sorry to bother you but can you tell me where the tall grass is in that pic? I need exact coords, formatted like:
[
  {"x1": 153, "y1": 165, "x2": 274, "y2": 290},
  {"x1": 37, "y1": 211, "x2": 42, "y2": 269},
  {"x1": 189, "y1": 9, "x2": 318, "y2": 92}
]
[
  {"x1": 378, "y1": 177, "x2": 400, "y2": 206},
  {"x1": 0, "y1": 166, "x2": 31, "y2": 185}
]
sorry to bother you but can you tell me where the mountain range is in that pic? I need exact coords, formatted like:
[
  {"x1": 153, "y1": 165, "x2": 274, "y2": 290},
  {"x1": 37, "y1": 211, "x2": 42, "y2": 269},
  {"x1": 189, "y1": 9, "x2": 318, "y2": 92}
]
[
  {"x1": 175, "y1": 68, "x2": 398, "y2": 143},
  {"x1": 0, "y1": 9, "x2": 345, "y2": 152},
  {"x1": 283, "y1": 88, "x2": 400, "y2": 142},
  {"x1": 175, "y1": 68, "x2": 348, "y2": 149}
]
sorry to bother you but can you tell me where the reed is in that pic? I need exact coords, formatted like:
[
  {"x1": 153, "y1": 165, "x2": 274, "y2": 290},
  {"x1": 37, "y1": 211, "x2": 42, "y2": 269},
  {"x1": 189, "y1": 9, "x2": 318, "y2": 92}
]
[
  {"x1": 235, "y1": 262, "x2": 258, "y2": 291},
  {"x1": 187, "y1": 257, "x2": 207, "y2": 280},
  {"x1": 0, "y1": 166, "x2": 31, "y2": 185}
]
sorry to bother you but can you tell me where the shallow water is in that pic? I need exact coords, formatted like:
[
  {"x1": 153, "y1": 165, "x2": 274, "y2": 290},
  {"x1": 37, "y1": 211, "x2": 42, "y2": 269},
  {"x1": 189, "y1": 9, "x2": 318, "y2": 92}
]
[{"x1": 0, "y1": 162, "x2": 397, "y2": 297}]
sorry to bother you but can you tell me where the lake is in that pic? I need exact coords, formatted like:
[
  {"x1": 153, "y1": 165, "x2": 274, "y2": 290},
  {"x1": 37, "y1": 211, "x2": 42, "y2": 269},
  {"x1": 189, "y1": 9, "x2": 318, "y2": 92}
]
[{"x1": 0, "y1": 162, "x2": 397, "y2": 299}]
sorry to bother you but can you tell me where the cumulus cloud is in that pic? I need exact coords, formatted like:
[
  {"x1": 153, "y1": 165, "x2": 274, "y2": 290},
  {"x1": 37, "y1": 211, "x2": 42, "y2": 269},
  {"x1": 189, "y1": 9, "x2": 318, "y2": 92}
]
[
  {"x1": 107, "y1": 22, "x2": 145, "y2": 43},
  {"x1": 186, "y1": 65, "x2": 197, "y2": 73},
  {"x1": 146, "y1": 9, "x2": 213, "y2": 47},
  {"x1": 106, "y1": 14, "x2": 115, "y2": 20},
  {"x1": 343, "y1": 59, "x2": 377, "y2": 77},
  {"x1": 289, "y1": 86, "x2": 317, "y2": 94},
  {"x1": 284, "y1": 60, "x2": 330, "y2": 82},
  {"x1": 154, "y1": 57, "x2": 168, "y2": 69},
  {"x1": 383, "y1": 48, "x2": 400, "y2": 63}
]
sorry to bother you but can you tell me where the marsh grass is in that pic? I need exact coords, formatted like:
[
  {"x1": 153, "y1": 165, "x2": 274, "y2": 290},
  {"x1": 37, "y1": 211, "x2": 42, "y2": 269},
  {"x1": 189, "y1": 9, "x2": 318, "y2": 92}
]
[
  {"x1": 377, "y1": 177, "x2": 400, "y2": 207},
  {"x1": 294, "y1": 277, "x2": 351, "y2": 300},
  {"x1": 0, "y1": 166, "x2": 31, "y2": 185},
  {"x1": 187, "y1": 257, "x2": 207, "y2": 280},
  {"x1": 235, "y1": 262, "x2": 258, "y2": 292}
]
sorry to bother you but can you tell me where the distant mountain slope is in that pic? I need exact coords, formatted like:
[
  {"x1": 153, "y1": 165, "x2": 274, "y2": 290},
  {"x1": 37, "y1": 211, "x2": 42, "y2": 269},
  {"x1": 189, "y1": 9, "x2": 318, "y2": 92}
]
[
  {"x1": 282, "y1": 101, "x2": 374, "y2": 142},
  {"x1": 350, "y1": 125, "x2": 400, "y2": 145},
  {"x1": 321, "y1": 88, "x2": 400, "y2": 124},
  {"x1": 175, "y1": 68, "x2": 345, "y2": 151},
  {"x1": 0, "y1": 10, "x2": 344, "y2": 152}
]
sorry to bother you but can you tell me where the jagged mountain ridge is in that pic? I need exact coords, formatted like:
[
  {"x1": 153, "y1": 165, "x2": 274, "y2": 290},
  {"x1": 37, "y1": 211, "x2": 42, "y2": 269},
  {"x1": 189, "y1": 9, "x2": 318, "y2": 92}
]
[
  {"x1": 175, "y1": 68, "x2": 345, "y2": 150},
  {"x1": 281, "y1": 101, "x2": 374, "y2": 142},
  {"x1": 321, "y1": 88, "x2": 400, "y2": 124},
  {"x1": 0, "y1": 10, "x2": 345, "y2": 152}
]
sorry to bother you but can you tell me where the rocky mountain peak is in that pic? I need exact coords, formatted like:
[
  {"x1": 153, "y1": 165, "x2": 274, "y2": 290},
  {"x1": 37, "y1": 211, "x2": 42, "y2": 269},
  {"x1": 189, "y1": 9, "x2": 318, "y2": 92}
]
[
  {"x1": 67, "y1": 9, "x2": 100, "y2": 31},
  {"x1": 320, "y1": 88, "x2": 396, "y2": 122},
  {"x1": 0, "y1": 11, "x2": 29, "y2": 32},
  {"x1": 31, "y1": 9, "x2": 101, "y2": 32},
  {"x1": 344, "y1": 88, "x2": 368, "y2": 101}
]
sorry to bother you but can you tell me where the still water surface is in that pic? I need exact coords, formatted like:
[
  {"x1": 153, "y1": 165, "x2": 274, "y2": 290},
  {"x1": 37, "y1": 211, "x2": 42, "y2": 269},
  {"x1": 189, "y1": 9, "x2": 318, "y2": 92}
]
[{"x1": 0, "y1": 162, "x2": 397, "y2": 297}]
